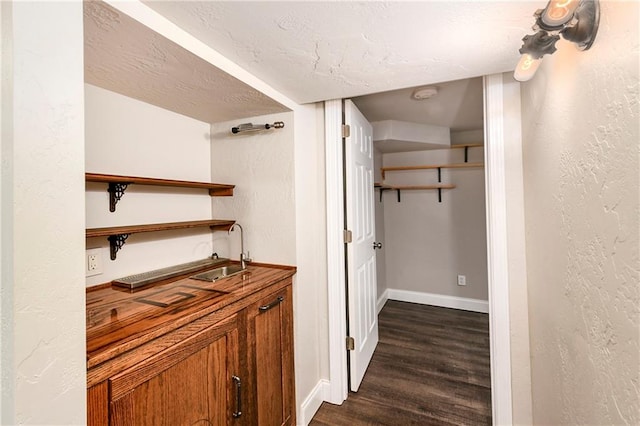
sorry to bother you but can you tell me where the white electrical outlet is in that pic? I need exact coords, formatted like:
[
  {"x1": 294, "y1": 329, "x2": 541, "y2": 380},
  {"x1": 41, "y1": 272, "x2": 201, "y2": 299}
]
[
  {"x1": 86, "y1": 248, "x2": 103, "y2": 277},
  {"x1": 457, "y1": 274, "x2": 466, "y2": 286}
]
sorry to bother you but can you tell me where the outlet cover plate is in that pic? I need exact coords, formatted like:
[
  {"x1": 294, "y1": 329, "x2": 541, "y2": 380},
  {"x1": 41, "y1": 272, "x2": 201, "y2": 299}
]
[
  {"x1": 457, "y1": 274, "x2": 466, "y2": 286},
  {"x1": 86, "y1": 248, "x2": 103, "y2": 277}
]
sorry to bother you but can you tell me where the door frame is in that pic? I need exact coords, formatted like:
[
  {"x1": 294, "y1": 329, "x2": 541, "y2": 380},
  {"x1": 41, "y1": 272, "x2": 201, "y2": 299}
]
[
  {"x1": 324, "y1": 99, "x2": 349, "y2": 404},
  {"x1": 324, "y1": 74, "x2": 521, "y2": 424}
]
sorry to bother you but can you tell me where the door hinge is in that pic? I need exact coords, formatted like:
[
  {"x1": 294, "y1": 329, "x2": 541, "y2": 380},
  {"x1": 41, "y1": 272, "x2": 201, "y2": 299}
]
[
  {"x1": 343, "y1": 229, "x2": 352, "y2": 244},
  {"x1": 342, "y1": 124, "x2": 351, "y2": 138},
  {"x1": 346, "y1": 336, "x2": 355, "y2": 351}
]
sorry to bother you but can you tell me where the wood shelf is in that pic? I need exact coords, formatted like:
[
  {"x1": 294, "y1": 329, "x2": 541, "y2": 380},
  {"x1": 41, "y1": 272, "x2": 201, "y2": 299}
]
[
  {"x1": 450, "y1": 143, "x2": 483, "y2": 161},
  {"x1": 381, "y1": 162, "x2": 483, "y2": 179},
  {"x1": 86, "y1": 219, "x2": 235, "y2": 238},
  {"x1": 450, "y1": 143, "x2": 483, "y2": 149},
  {"x1": 86, "y1": 173, "x2": 235, "y2": 212},
  {"x1": 374, "y1": 183, "x2": 456, "y2": 203},
  {"x1": 86, "y1": 219, "x2": 235, "y2": 260},
  {"x1": 375, "y1": 183, "x2": 456, "y2": 190}
]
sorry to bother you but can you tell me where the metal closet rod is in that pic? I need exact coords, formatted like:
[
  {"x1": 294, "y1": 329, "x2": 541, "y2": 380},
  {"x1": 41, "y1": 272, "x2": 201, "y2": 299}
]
[{"x1": 231, "y1": 121, "x2": 285, "y2": 134}]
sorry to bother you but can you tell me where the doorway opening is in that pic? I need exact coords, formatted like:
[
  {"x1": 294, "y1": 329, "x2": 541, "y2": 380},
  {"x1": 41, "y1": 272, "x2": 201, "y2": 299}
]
[{"x1": 325, "y1": 74, "x2": 522, "y2": 425}]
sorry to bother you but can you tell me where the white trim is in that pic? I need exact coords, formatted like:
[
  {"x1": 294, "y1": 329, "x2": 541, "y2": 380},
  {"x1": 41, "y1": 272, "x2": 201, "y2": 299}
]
[
  {"x1": 386, "y1": 289, "x2": 489, "y2": 314},
  {"x1": 324, "y1": 99, "x2": 348, "y2": 405},
  {"x1": 377, "y1": 289, "x2": 389, "y2": 314},
  {"x1": 297, "y1": 379, "x2": 330, "y2": 426},
  {"x1": 483, "y1": 73, "x2": 514, "y2": 425}
]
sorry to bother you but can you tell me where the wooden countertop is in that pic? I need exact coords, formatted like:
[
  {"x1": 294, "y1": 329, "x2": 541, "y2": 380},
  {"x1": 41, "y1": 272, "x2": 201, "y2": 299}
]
[{"x1": 86, "y1": 263, "x2": 296, "y2": 374}]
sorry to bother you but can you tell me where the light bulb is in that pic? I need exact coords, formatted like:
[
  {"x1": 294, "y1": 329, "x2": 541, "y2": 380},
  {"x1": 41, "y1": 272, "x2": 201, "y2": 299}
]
[
  {"x1": 514, "y1": 54, "x2": 542, "y2": 82},
  {"x1": 541, "y1": 0, "x2": 580, "y2": 27}
]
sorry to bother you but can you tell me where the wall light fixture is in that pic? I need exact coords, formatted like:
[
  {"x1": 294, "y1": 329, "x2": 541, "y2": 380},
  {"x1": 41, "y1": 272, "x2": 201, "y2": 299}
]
[{"x1": 514, "y1": 0, "x2": 600, "y2": 82}]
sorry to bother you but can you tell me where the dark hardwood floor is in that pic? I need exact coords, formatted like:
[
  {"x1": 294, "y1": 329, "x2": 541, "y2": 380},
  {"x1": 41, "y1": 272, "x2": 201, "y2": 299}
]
[{"x1": 310, "y1": 300, "x2": 491, "y2": 426}]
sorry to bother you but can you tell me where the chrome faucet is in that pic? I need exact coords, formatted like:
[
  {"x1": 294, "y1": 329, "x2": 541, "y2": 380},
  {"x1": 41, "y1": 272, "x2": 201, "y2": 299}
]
[{"x1": 229, "y1": 223, "x2": 251, "y2": 269}]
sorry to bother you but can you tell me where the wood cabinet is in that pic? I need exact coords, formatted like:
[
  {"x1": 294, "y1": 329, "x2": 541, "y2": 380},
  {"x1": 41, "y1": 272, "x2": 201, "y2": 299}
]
[
  {"x1": 245, "y1": 285, "x2": 296, "y2": 426},
  {"x1": 109, "y1": 316, "x2": 239, "y2": 426},
  {"x1": 87, "y1": 265, "x2": 296, "y2": 426}
]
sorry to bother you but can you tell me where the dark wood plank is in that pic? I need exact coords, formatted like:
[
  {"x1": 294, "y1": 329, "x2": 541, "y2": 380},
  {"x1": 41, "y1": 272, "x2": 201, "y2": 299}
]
[{"x1": 311, "y1": 300, "x2": 491, "y2": 426}]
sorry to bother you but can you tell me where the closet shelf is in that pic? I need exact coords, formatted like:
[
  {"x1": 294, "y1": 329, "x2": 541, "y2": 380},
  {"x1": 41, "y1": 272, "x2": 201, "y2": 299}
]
[
  {"x1": 86, "y1": 173, "x2": 235, "y2": 212},
  {"x1": 381, "y1": 162, "x2": 483, "y2": 179},
  {"x1": 450, "y1": 143, "x2": 483, "y2": 149},
  {"x1": 86, "y1": 219, "x2": 235, "y2": 260},
  {"x1": 374, "y1": 183, "x2": 456, "y2": 203},
  {"x1": 375, "y1": 183, "x2": 456, "y2": 190},
  {"x1": 450, "y1": 143, "x2": 483, "y2": 162}
]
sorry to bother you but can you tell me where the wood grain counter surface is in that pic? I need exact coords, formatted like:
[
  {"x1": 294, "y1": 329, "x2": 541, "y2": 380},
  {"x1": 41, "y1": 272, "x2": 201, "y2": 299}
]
[{"x1": 86, "y1": 263, "x2": 296, "y2": 387}]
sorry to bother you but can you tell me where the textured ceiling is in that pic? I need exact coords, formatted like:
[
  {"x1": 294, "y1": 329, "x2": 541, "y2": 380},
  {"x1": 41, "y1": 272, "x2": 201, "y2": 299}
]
[
  {"x1": 143, "y1": 1, "x2": 539, "y2": 104},
  {"x1": 84, "y1": 1, "x2": 290, "y2": 124}
]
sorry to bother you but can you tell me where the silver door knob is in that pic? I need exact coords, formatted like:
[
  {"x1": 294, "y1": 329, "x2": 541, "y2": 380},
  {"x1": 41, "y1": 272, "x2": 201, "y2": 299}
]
[{"x1": 373, "y1": 242, "x2": 382, "y2": 249}]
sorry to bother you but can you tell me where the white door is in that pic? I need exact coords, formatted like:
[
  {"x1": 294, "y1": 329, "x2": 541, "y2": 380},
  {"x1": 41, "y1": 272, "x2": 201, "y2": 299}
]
[{"x1": 344, "y1": 100, "x2": 379, "y2": 391}]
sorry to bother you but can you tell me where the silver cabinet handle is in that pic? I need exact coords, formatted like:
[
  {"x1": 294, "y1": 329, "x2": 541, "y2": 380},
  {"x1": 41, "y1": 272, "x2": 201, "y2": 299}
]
[
  {"x1": 258, "y1": 296, "x2": 284, "y2": 312},
  {"x1": 232, "y1": 375, "x2": 242, "y2": 418},
  {"x1": 373, "y1": 242, "x2": 382, "y2": 249}
]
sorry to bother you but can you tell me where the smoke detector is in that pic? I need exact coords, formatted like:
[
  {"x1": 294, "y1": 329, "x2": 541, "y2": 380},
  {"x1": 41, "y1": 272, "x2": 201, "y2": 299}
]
[{"x1": 411, "y1": 86, "x2": 439, "y2": 100}]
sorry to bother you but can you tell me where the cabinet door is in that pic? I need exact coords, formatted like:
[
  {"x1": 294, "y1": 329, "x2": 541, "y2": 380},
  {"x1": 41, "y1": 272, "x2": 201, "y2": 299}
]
[
  {"x1": 109, "y1": 316, "x2": 240, "y2": 426},
  {"x1": 246, "y1": 283, "x2": 295, "y2": 426}
]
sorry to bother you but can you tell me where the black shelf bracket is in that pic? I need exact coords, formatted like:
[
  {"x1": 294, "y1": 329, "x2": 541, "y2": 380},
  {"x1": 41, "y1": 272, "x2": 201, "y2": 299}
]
[
  {"x1": 437, "y1": 167, "x2": 442, "y2": 183},
  {"x1": 376, "y1": 186, "x2": 393, "y2": 203},
  {"x1": 108, "y1": 233, "x2": 130, "y2": 260},
  {"x1": 108, "y1": 182, "x2": 130, "y2": 212},
  {"x1": 396, "y1": 189, "x2": 401, "y2": 202},
  {"x1": 438, "y1": 188, "x2": 442, "y2": 203},
  {"x1": 464, "y1": 146, "x2": 469, "y2": 163}
]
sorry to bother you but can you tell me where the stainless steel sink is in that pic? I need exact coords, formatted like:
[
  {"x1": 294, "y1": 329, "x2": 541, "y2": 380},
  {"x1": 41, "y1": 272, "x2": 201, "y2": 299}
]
[{"x1": 190, "y1": 265, "x2": 245, "y2": 282}]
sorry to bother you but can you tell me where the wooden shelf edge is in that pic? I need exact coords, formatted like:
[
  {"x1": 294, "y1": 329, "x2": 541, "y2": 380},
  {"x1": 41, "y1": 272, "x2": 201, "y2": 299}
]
[
  {"x1": 86, "y1": 173, "x2": 235, "y2": 195},
  {"x1": 86, "y1": 219, "x2": 235, "y2": 238},
  {"x1": 381, "y1": 162, "x2": 484, "y2": 178},
  {"x1": 382, "y1": 162, "x2": 484, "y2": 173},
  {"x1": 375, "y1": 184, "x2": 456, "y2": 190},
  {"x1": 450, "y1": 143, "x2": 483, "y2": 149}
]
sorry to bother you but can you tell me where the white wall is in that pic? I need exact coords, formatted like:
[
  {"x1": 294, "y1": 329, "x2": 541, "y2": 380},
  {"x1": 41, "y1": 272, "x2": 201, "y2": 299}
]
[
  {"x1": 1, "y1": 2, "x2": 86, "y2": 423},
  {"x1": 374, "y1": 149, "x2": 387, "y2": 301},
  {"x1": 381, "y1": 147, "x2": 488, "y2": 302},
  {"x1": 85, "y1": 84, "x2": 216, "y2": 286},
  {"x1": 520, "y1": 2, "x2": 639, "y2": 424},
  {"x1": 209, "y1": 112, "x2": 296, "y2": 264},
  {"x1": 292, "y1": 104, "x2": 330, "y2": 422}
]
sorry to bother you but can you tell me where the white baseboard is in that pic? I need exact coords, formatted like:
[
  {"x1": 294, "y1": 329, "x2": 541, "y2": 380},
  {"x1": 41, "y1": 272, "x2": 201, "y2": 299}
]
[
  {"x1": 376, "y1": 289, "x2": 389, "y2": 314},
  {"x1": 386, "y1": 288, "x2": 489, "y2": 313},
  {"x1": 297, "y1": 379, "x2": 330, "y2": 426}
]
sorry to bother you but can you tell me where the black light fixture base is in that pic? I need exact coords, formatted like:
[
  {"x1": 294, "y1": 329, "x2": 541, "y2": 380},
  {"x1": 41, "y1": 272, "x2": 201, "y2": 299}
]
[
  {"x1": 562, "y1": 0, "x2": 600, "y2": 50},
  {"x1": 519, "y1": 31, "x2": 561, "y2": 59}
]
